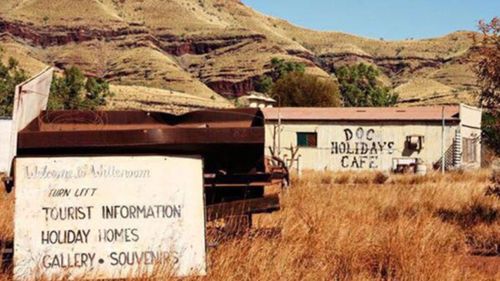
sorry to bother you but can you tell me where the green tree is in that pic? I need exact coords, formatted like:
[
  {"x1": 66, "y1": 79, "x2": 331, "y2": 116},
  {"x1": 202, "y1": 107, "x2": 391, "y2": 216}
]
[
  {"x1": 270, "y1": 72, "x2": 341, "y2": 107},
  {"x1": 254, "y1": 57, "x2": 306, "y2": 93},
  {"x1": 85, "y1": 77, "x2": 112, "y2": 107},
  {"x1": 0, "y1": 49, "x2": 28, "y2": 116},
  {"x1": 48, "y1": 67, "x2": 113, "y2": 110},
  {"x1": 335, "y1": 63, "x2": 398, "y2": 107},
  {"x1": 482, "y1": 112, "x2": 500, "y2": 155}
]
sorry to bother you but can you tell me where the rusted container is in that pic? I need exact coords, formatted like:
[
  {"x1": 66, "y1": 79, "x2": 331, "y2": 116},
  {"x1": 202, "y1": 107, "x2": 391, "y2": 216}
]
[{"x1": 16, "y1": 108, "x2": 286, "y2": 220}]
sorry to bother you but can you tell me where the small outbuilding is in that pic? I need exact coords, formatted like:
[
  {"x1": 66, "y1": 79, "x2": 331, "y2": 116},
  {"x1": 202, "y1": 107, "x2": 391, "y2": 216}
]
[
  {"x1": 239, "y1": 91, "x2": 276, "y2": 108},
  {"x1": 262, "y1": 104, "x2": 482, "y2": 172}
]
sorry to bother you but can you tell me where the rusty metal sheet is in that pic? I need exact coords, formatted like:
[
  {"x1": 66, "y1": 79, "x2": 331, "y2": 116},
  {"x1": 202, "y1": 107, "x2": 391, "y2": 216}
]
[
  {"x1": 206, "y1": 194, "x2": 280, "y2": 221},
  {"x1": 15, "y1": 108, "x2": 288, "y2": 206},
  {"x1": 18, "y1": 127, "x2": 264, "y2": 149}
]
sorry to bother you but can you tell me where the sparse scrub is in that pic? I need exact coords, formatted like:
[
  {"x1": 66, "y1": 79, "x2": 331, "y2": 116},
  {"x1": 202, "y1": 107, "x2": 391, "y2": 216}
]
[
  {"x1": 334, "y1": 173, "x2": 350, "y2": 184},
  {"x1": 466, "y1": 222, "x2": 500, "y2": 256},
  {"x1": 352, "y1": 174, "x2": 371, "y2": 184},
  {"x1": 319, "y1": 172, "x2": 334, "y2": 185},
  {"x1": 373, "y1": 171, "x2": 389, "y2": 184}
]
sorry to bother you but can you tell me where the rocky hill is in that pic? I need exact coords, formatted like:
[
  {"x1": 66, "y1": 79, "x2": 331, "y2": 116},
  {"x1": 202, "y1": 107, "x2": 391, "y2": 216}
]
[{"x1": 0, "y1": 0, "x2": 481, "y2": 112}]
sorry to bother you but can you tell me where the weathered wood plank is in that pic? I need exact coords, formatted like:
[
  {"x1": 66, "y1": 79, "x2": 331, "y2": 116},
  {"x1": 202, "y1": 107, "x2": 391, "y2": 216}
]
[{"x1": 206, "y1": 194, "x2": 280, "y2": 221}]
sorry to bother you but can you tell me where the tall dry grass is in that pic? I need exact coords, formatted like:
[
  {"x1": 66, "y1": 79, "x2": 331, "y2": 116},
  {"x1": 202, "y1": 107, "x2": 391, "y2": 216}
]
[{"x1": 0, "y1": 170, "x2": 498, "y2": 280}]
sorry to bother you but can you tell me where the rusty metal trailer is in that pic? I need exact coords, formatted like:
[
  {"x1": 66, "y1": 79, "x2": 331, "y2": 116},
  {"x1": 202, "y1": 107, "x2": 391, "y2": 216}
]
[{"x1": 14, "y1": 108, "x2": 288, "y2": 223}]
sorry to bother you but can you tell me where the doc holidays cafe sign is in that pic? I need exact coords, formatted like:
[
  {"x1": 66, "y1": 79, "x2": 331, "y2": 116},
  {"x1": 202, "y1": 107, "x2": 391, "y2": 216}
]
[{"x1": 13, "y1": 156, "x2": 206, "y2": 280}]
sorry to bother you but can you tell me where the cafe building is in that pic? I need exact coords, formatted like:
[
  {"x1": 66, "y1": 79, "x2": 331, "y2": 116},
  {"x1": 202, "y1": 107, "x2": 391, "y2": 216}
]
[{"x1": 262, "y1": 104, "x2": 482, "y2": 172}]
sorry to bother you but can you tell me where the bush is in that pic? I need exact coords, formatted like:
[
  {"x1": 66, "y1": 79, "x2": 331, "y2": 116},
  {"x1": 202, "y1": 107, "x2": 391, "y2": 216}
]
[
  {"x1": 334, "y1": 173, "x2": 351, "y2": 184},
  {"x1": 0, "y1": 51, "x2": 28, "y2": 116},
  {"x1": 373, "y1": 171, "x2": 389, "y2": 184},
  {"x1": 254, "y1": 75, "x2": 273, "y2": 93},
  {"x1": 270, "y1": 72, "x2": 341, "y2": 107},
  {"x1": 48, "y1": 66, "x2": 113, "y2": 110}
]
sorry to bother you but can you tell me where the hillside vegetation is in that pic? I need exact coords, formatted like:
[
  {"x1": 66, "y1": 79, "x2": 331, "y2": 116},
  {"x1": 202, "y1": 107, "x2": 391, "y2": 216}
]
[{"x1": 0, "y1": 0, "x2": 481, "y2": 112}]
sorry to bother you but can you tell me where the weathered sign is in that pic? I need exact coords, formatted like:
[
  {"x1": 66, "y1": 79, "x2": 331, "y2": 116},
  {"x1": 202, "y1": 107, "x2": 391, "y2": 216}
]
[{"x1": 14, "y1": 156, "x2": 206, "y2": 280}]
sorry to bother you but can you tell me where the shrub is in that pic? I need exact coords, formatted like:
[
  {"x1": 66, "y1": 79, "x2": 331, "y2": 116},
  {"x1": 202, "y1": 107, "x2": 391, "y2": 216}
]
[
  {"x1": 48, "y1": 66, "x2": 113, "y2": 110},
  {"x1": 373, "y1": 171, "x2": 389, "y2": 184},
  {"x1": 334, "y1": 173, "x2": 350, "y2": 184},
  {"x1": 0, "y1": 51, "x2": 28, "y2": 116}
]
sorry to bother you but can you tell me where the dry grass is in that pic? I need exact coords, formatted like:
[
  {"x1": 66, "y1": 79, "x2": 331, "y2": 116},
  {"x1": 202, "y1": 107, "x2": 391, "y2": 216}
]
[
  {"x1": 107, "y1": 84, "x2": 231, "y2": 114},
  {"x1": 1, "y1": 170, "x2": 499, "y2": 280}
]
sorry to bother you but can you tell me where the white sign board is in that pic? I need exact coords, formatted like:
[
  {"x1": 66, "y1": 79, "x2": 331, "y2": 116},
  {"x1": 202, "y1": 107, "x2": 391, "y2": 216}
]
[
  {"x1": 5, "y1": 67, "x2": 53, "y2": 175},
  {"x1": 14, "y1": 156, "x2": 206, "y2": 280}
]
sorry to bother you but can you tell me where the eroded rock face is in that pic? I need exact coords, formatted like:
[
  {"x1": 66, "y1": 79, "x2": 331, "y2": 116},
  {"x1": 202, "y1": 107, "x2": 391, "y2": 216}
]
[
  {"x1": 0, "y1": 18, "x2": 277, "y2": 98},
  {"x1": 0, "y1": 19, "x2": 145, "y2": 47},
  {"x1": 0, "y1": 12, "x2": 477, "y2": 102},
  {"x1": 318, "y1": 52, "x2": 447, "y2": 79},
  {"x1": 158, "y1": 34, "x2": 266, "y2": 56},
  {"x1": 206, "y1": 77, "x2": 257, "y2": 98}
]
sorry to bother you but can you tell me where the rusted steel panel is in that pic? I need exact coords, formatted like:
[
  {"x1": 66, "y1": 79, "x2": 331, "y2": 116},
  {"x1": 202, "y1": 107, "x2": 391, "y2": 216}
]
[
  {"x1": 24, "y1": 108, "x2": 264, "y2": 131},
  {"x1": 19, "y1": 109, "x2": 265, "y2": 149},
  {"x1": 19, "y1": 128, "x2": 264, "y2": 149},
  {"x1": 15, "y1": 108, "x2": 287, "y2": 208}
]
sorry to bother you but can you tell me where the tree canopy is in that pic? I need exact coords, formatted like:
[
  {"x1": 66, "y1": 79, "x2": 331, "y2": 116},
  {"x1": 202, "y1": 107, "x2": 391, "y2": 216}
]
[
  {"x1": 335, "y1": 63, "x2": 398, "y2": 107},
  {"x1": 270, "y1": 72, "x2": 341, "y2": 107}
]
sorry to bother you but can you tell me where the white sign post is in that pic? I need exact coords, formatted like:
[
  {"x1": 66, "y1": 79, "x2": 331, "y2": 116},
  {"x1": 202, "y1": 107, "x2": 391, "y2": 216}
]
[{"x1": 14, "y1": 156, "x2": 206, "y2": 280}]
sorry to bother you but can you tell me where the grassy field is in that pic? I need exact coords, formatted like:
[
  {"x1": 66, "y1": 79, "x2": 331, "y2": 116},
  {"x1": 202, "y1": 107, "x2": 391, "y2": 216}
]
[{"x1": 0, "y1": 170, "x2": 499, "y2": 280}]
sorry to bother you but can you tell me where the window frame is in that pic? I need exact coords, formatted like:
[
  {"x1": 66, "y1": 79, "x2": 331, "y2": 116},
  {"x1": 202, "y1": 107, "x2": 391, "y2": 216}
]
[{"x1": 296, "y1": 132, "x2": 318, "y2": 148}]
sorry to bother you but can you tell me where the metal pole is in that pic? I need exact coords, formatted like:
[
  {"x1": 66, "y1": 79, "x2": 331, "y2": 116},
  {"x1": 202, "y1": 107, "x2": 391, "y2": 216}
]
[
  {"x1": 277, "y1": 96, "x2": 281, "y2": 157},
  {"x1": 296, "y1": 155, "x2": 301, "y2": 177},
  {"x1": 441, "y1": 106, "x2": 445, "y2": 174}
]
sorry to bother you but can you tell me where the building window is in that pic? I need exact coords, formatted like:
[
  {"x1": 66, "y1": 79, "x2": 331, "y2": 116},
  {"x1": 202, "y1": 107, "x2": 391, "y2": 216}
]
[
  {"x1": 297, "y1": 132, "x2": 317, "y2": 147},
  {"x1": 462, "y1": 138, "x2": 477, "y2": 163}
]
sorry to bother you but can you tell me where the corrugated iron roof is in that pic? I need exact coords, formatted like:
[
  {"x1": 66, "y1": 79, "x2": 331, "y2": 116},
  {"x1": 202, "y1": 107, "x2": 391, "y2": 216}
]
[{"x1": 262, "y1": 106, "x2": 461, "y2": 122}]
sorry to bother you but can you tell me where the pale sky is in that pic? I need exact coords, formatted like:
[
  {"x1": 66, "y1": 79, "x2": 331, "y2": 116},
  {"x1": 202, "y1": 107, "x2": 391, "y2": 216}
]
[{"x1": 242, "y1": 0, "x2": 499, "y2": 40}]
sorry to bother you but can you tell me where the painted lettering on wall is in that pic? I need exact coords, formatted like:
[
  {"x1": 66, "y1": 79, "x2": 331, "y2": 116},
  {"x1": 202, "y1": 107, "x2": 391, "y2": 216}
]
[{"x1": 331, "y1": 127, "x2": 395, "y2": 169}]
